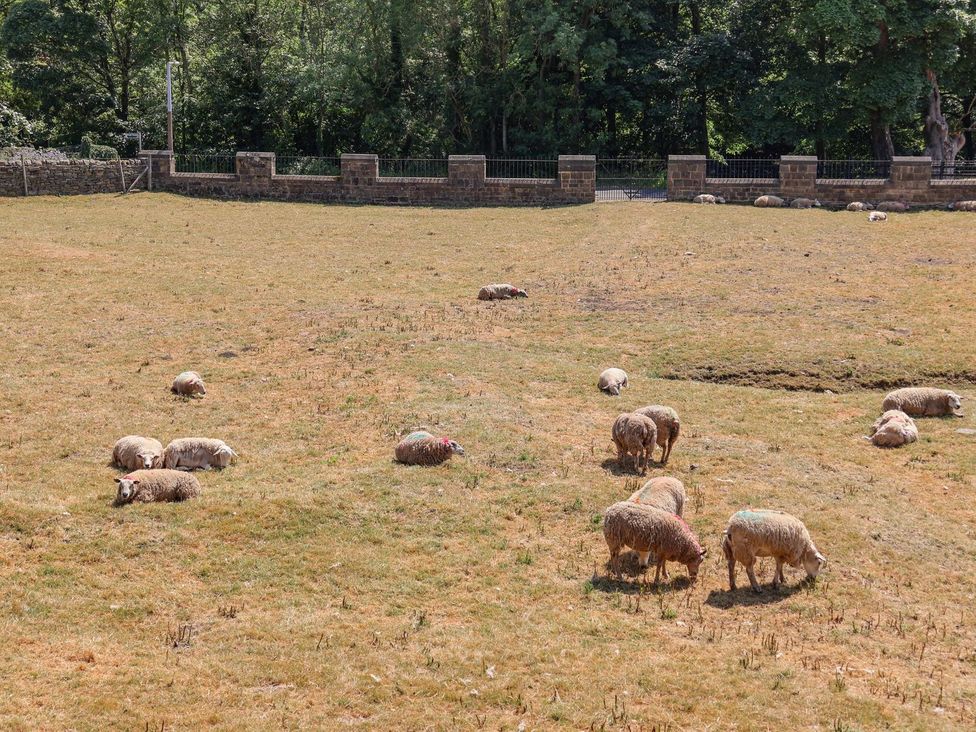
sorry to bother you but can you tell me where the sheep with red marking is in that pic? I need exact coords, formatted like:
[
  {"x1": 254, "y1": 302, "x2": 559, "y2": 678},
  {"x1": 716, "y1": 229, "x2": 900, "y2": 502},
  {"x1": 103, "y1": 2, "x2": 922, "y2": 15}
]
[
  {"x1": 395, "y1": 431, "x2": 465, "y2": 466},
  {"x1": 603, "y1": 502, "x2": 706, "y2": 583}
]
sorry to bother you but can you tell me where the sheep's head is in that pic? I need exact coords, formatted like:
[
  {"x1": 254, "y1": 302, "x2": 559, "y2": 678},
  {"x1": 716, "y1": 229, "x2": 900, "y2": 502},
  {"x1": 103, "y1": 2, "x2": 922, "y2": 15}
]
[
  {"x1": 802, "y1": 548, "x2": 827, "y2": 578},
  {"x1": 213, "y1": 444, "x2": 237, "y2": 465},
  {"x1": 190, "y1": 378, "x2": 206, "y2": 395},
  {"x1": 442, "y1": 438, "x2": 465, "y2": 456},
  {"x1": 686, "y1": 547, "x2": 708, "y2": 580},
  {"x1": 715, "y1": 196, "x2": 726, "y2": 204},
  {"x1": 114, "y1": 476, "x2": 141, "y2": 505},
  {"x1": 813, "y1": 199, "x2": 822, "y2": 208},
  {"x1": 509, "y1": 287, "x2": 527, "y2": 298},
  {"x1": 137, "y1": 451, "x2": 160, "y2": 469},
  {"x1": 947, "y1": 392, "x2": 963, "y2": 416}
]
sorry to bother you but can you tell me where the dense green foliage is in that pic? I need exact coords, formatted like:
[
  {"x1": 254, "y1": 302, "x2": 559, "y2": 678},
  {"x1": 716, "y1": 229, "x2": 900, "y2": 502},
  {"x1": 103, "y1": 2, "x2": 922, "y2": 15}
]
[{"x1": 1, "y1": 0, "x2": 974, "y2": 158}]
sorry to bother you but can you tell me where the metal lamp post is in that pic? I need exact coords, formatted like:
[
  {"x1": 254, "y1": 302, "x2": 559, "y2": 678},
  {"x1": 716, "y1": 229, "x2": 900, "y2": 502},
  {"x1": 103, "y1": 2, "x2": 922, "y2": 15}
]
[{"x1": 166, "y1": 61, "x2": 180, "y2": 152}]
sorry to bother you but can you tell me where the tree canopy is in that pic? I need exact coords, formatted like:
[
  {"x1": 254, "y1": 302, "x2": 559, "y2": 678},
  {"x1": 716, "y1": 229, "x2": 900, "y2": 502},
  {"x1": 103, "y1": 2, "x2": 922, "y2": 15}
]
[{"x1": 1, "y1": 0, "x2": 974, "y2": 159}]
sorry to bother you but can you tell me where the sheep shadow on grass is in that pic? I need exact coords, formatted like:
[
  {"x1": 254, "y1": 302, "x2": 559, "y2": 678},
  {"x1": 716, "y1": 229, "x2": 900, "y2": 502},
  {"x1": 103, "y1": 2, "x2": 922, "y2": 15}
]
[
  {"x1": 704, "y1": 577, "x2": 815, "y2": 609},
  {"x1": 599, "y1": 458, "x2": 662, "y2": 477},
  {"x1": 589, "y1": 552, "x2": 696, "y2": 595}
]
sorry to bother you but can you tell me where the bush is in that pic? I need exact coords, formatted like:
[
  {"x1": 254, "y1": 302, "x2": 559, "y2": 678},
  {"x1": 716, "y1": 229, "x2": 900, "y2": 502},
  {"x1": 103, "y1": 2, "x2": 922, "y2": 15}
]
[
  {"x1": 79, "y1": 135, "x2": 119, "y2": 160},
  {"x1": 0, "y1": 103, "x2": 34, "y2": 148}
]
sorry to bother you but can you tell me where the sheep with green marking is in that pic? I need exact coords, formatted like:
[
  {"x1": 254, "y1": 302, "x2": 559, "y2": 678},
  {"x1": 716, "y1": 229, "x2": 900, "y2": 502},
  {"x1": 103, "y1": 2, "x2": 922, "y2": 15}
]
[{"x1": 722, "y1": 509, "x2": 826, "y2": 593}]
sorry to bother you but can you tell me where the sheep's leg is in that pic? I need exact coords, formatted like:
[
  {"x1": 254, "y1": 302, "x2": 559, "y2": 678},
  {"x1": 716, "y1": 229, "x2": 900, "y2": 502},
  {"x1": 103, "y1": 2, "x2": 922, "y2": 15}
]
[
  {"x1": 773, "y1": 559, "x2": 784, "y2": 587},
  {"x1": 745, "y1": 561, "x2": 762, "y2": 593},
  {"x1": 728, "y1": 558, "x2": 737, "y2": 591},
  {"x1": 653, "y1": 559, "x2": 664, "y2": 584},
  {"x1": 608, "y1": 548, "x2": 620, "y2": 579},
  {"x1": 637, "y1": 550, "x2": 650, "y2": 574}
]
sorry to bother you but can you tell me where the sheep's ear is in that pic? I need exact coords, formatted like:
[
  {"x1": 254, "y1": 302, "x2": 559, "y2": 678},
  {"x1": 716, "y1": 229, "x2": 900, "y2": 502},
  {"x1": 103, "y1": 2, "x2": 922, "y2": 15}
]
[
  {"x1": 114, "y1": 477, "x2": 122, "y2": 483},
  {"x1": 132, "y1": 480, "x2": 141, "y2": 485},
  {"x1": 700, "y1": 548, "x2": 708, "y2": 557}
]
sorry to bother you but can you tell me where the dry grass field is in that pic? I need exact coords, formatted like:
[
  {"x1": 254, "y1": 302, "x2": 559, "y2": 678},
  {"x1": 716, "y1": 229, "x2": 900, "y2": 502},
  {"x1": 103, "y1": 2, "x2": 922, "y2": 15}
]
[{"x1": 1, "y1": 194, "x2": 975, "y2": 731}]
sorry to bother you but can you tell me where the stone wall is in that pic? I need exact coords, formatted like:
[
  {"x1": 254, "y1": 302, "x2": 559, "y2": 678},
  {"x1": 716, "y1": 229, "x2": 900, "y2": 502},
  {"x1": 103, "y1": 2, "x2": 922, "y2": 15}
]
[
  {"x1": 0, "y1": 158, "x2": 148, "y2": 197},
  {"x1": 668, "y1": 154, "x2": 976, "y2": 207},
  {"x1": 143, "y1": 151, "x2": 596, "y2": 206}
]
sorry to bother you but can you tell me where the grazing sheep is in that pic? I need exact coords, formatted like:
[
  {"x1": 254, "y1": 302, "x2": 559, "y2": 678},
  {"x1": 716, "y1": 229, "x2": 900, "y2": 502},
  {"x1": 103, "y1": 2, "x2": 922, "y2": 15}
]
[
  {"x1": 754, "y1": 195, "x2": 785, "y2": 208},
  {"x1": 603, "y1": 501, "x2": 706, "y2": 583},
  {"x1": 394, "y1": 431, "x2": 464, "y2": 466},
  {"x1": 598, "y1": 368, "x2": 628, "y2": 396},
  {"x1": 882, "y1": 387, "x2": 963, "y2": 418},
  {"x1": 950, "y1": 200, "x2": 976, "y2": 212},
  {"x1": 163, "y1": 437, "x2": 237, "y2": 470},
  {"x1": 477, "y1": 284, "x2": 527, "y2": 301},
  {"x1": 628, "y1": 476, "x2": 686, "y2": 517},
  {"x1": 171, "y1": 371, "x2": 206, "y2": 397},
  {"x1": 632, "y1": 405, "x2": 680, "y2": 465},
  {"x1": 112, "y1": 435, "x2": 164, "y2": 471},
  {"x1": 876, "y1": 200, "x2": 909, "y2": 212},
  {"x1": 868, "y1": 211, "x2": 888, "y2": 222},
  {"x1": 846, "y1": 201, "x2": 875, "y2": 212},
  {"x1": 693, "y1": 194, "x2": 725, "y2": 204},
  {"x1": 722, "y1": 509, "x2": 826, "y2": 593},
  {"x1": 611, "y1": 413, "x2": 658, "y2": 474},
  {"x1": 864, "y1": 409, "x2": 918, "y2": 448},
  {"x1": 789, "y1": 198, "x2": 821, "y2": 209},
  {"x1": 114, "y1": 469, "x2": 201, "y2": 506}
]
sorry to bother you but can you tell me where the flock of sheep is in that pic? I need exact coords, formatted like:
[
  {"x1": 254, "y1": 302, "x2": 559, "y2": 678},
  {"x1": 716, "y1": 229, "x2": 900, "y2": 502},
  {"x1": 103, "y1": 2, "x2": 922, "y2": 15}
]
[
  {"x1": 109, "y1": 278, "x2": 966, "y2": 597},
  {"x1": 694, "y1": 193, "x2": 976, "y2": 222}
]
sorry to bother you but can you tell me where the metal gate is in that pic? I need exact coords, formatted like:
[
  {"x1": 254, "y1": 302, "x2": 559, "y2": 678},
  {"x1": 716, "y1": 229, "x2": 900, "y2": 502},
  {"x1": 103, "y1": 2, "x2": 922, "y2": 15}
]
[{"x1": 597, "y1": 158, "x2": 667, "y2": 201}]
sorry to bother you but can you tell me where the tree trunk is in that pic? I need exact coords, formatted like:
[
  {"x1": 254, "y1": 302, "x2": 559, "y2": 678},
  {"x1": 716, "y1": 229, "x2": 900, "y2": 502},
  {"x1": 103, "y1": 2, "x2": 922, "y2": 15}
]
[
  {"x1": 869, "y1": 110, "x2": 894, "y2": 161},
  {"x1": 924, "y1": 69, "x2": 965, "y2": 172}
]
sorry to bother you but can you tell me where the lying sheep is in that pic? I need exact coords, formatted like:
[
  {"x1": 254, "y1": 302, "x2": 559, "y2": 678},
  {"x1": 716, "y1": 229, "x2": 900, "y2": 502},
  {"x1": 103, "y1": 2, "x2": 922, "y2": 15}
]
[
  {"x1": 603, "y1": 501, "x2": 706, "y2": 583},
  {"x1": 693, "y1": 194, "x2": 725, "y2": 204},
  {"x1": 114, "y1": 469, "x2": 201, "y2": 506},
  {"x1": 477, "y1": 284, "x2": 527, "y2": 301},
  {"x1": 876, "y1": 200, "x2": 909, "y2": 212},
  {"x1": 611, "y1": 413, "x2": 658, "y2": 474},
  {"x1": 868, "y1": 211, "x2": 888, "y2": 222},
  {"x1": 598, "y1": 368, "x2": 628, "y2": 396},
  {"x1": 112, "y1": 435, "x2": 163, "y2": 471},
  {"x1": 790, "y1": 198, "x2": 821, "y2": 209},
  {"x1": 864, "y1": 409, "x2": 918, "y2": 448},
  {"x1": 394, "y1": 431, "x2": 465, "y2": 466},
  {"x1": 163, "y1": 437, "x2": 237, "y2": 470},
  {"x1": 882, "y1": 387, "x2": 963, "y2": 417},
  {"x1": 846, "y1": 201, "x2": 875, "y2": 212},
  {"x1": 628, "y1": 476, "x2": 686, "y2": 517},
  {"x1": 722, "y1": 509, "x2": 826, "y2": 593},
  {"x1": 754, "y1": 195, "x2": 785, "y2": 208},
  {"x1": 950, "y1": 200, "x2": 976, "y2": 212},
  {"x1": 171, "y1": 371, "x2": 206, "y2": 397},
  {"x1": 633, "y1": 405, "x2": 680, "y2": 465}
]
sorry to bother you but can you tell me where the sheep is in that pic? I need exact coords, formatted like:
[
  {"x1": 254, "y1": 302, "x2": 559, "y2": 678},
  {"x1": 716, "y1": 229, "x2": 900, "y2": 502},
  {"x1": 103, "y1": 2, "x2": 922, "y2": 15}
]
[
  {"x1": 163, "y1": 437, "x2": 237, "y2": 470},
  {"x1": 789, "y1": 198, "x2": 821, "y2": 209},
  {"x1": 395, "y1": 431, "x2": 464, "y2": 466},
  {"x1": 603, "y1": 501, "x2": 706, "y2": 583},
  {"x1": 754, "y1": 195, "x2": 785, "y2": 208},
  {"x1": 950, "y1": 200, "x2": 976, "y2": 212},
  {"x1": 171, "y1": 371, "x2": 206, "y2": 397},
  {"x1": 868, "y1": 211, "x2": 888, "y2": 222},
  {"x1": 112, "y1": 435, "x2": 163, "y2": 471},
  {"x1": 846, "y1": 201, "x2": 875, "y2": 212},
  {"x1": 722, "y1": 509, "x2": 826, "y2": 593},
  {"x1": 864, "y1": 409, "x2": 918, "y2": 448},
  {"x1": 628, "y1": 476, "x2": 686, "y2": 517},
  {"x1": 478, "y1": 284, "x2": 527, "y2": 301},
  {"x1": 114, "y1": 469, "x2": 201, "y2": 506},
  {"x1": 598, "y1": 367, "x2": 628, "y2": 396},
  {"x1": 876, "y1": 200, "x2": 909, "y2": 212},
  {"x1": 693, "y1": 194, "x2": 725, "y2": 204},
  {"x1": 611, "y1": 413, "x2": 658, "y2": 474},
  {"x1": 632, "y1": 405, "x2": 680, "y2": 465},
  {"x1": 881, "y1": 387, "x2": 963, "y2": 418}
]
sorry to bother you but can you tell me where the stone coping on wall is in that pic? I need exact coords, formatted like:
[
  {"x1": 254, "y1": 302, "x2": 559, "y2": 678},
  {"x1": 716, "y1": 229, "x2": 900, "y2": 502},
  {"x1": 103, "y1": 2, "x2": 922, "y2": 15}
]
[
  {"x1": 816, "y1": 179, "x2": 886, "y2": 185},
  {"x1": 705, "y1": 177, "x2": 777, "y2": 185}
]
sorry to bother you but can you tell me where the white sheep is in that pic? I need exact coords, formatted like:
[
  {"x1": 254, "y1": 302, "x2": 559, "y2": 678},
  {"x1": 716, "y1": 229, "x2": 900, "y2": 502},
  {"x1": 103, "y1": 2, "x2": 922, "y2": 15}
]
[
  {"x1": 868, "y1": 211, "x2": 888, "y2": 222},
  {"x1": 754, "y1": 195, "x2": 785, "y2": 208},
  {"x1": 163, "y1": 437, "x2": 237, "y2": 470},
  {"x1": 114, "y1": 469, "x2": 201, "y2": 506},
  {"x1": 876, "y1": 200, "x2": 909, "y2": 212},
  {"x1": 722, "y1": 509, "x2": 826, "y2": 593},
  {"x1": 611, "y1": 413, "x2": 658, "y2": 474},
  {"x1": 603, "y1": 501, "x2": 706, "y2": 583},
  {"x1": 846, "y1": 201, "x2": 874, "y2": 212},
  {"x1": 632, "y1": 405, "x2": 680, "y2": 465},
  {"x1": 395, "y1": 431, "x2": 465, "y2": 466},
  {"x1": 171, "y1": 371, "x2": 206, "y2": 397},
  {"x1": 478, "y1": 284, "x2": 527, "y2": 300},
  {"x1": 789, "y1": 198, "x2": 821, "y2": 209},
  {"x1": 693, "y1": 194, "x2": 725, "y2": 204},
  {"x1": 598, "y1": 368, "x2": 628, "y2": 396},
  {"x1": 627, "y1": 476, "x2": 686, "y2": 517},
  {"x1": 112, "y1": 435, "x2": 164, "y2": 470},
  {"x1": 864, "y1": 409, "x2": 918, "y2": 448},
  {"x1": 882, "y1": 387, "x2": 963, "y2": 418},
  {"x1": 950, "y1": 200, "x2": 976, "y2": 212}
]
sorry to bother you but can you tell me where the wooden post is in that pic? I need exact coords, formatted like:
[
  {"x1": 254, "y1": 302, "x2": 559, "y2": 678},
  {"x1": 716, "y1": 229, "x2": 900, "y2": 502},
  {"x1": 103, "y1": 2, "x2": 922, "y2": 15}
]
[
  {"x1": 148, "y1": 154, "x2": 153, "y2": 191},
  {"x1": 21, "y1": 153, "x2": 28, "y2": 196},
  {"x1": 119, "y1": 157, "x2": 126, "y2": 193}
]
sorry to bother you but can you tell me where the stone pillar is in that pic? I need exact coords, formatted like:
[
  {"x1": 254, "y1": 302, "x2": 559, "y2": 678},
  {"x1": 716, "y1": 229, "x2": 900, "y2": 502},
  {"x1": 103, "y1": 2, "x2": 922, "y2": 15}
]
[
  {"x1": 779, "y1": 156, "x2": 817, "y2": 199},
  {"x1": 139, "y1": 150, "x2": 173, "y2": 183},
  {"x1": 558, "y1": 155, "x2": 596, "y2": 202},
  {"x1": 341, "y1": 154, "x2": 379, "y2": 186},
  {"x1": 449, "y1": 155, "x2": 486, "y2": 188},
  {"x1": 889, "y1": 157, "x2": 932, "y2": 197},
  {"x1": 667, "y1": 155, "x2": 706, "y2": 200}
]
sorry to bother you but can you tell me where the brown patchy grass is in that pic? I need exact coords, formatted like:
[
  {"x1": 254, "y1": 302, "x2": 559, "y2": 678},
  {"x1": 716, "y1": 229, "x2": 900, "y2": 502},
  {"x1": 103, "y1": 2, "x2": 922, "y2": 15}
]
[{"x1": 0, "y1": 194, "x2": 975, "y2": 730}]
